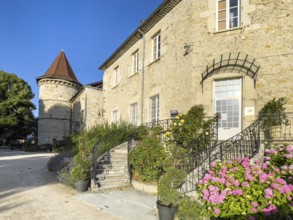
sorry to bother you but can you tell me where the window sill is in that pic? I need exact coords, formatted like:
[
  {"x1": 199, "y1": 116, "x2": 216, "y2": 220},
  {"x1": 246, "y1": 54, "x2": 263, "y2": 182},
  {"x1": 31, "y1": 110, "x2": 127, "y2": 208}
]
[
  {"x1": 129, "y1": 72, "x2": 139, "y2": 78},
  {"x1": 148, "y1": 57, "x2": 161, "y2": 67},
  {"x1": 213, "y1": 27, "x2": 243, "y2": 34},
  {"x1": 112, "y1": 84, "x2": 120, "y2": 89}
]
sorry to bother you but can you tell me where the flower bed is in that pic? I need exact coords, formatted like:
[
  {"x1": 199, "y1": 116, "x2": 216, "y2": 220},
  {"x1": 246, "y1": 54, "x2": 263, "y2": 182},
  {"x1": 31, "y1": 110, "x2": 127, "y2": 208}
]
[{"x1": 198, "y1": 144, "x2": 293, "y2": 219}]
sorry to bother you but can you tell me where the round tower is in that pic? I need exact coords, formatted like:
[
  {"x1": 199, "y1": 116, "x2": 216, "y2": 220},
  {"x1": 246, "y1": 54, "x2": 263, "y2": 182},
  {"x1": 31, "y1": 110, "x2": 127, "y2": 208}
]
[{"x1": 37, "y1": 51, "x2": 82, "y2": 145}]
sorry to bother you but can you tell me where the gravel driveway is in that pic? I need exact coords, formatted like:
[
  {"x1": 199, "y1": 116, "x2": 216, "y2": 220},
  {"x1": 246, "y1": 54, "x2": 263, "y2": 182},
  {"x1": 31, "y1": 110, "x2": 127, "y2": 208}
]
[{"x1": 0, "y1": 149, "x2": 120, "y2": 220}]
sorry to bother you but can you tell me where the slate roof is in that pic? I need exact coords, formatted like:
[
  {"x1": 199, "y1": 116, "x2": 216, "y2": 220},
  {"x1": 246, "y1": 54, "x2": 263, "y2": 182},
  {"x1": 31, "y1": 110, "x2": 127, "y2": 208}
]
[{"x1": 37, "y1": 51, "x2": 81, "y2": 85}]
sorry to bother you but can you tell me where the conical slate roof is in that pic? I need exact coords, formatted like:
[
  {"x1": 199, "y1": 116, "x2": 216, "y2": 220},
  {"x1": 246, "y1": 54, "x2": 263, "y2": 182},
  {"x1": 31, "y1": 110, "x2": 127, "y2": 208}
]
[{"x1": 37, "y1": 51, "x2": 81, "y2": 85}]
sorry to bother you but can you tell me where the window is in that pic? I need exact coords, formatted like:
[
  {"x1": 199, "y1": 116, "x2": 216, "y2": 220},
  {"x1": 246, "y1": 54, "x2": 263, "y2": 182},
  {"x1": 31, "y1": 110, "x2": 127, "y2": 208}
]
[
  {"x1": 216, "y1": 0, "x2": 240, "y2": 31},
  {"x1": 130, "y1": 103, "x2": 138, "y2": 125},
  {"x1": 132, "y1": 51, "x2": 139, "y2": 74},
  {"x1": 150, "y1": 95, "x2": 159, "y2": 122},
  {"x1": 152, "y1": 33, "x2": 161, "y2": 61},
  {"x1": 113, "y1": 66, "x2": 120, "y2": 87},
  {"x1": 113, "y1": 109, "x2": 118, "y2": 123}
]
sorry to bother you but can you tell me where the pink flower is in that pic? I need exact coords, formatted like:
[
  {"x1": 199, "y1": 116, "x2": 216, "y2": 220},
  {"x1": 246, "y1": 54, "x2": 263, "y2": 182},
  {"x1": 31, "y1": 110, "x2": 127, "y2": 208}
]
[
  {"x1": 241, "y1": 182, "x2": 249, "y2": 187},
  {"x1": 259, "y1": 173, "x2": 268, "y2": 183},
  {"x1": 251, "y1": 208, "x2": 258, "y2": 213},
  {"x1": 214, "y1": 208, "x2": 220, "y2": 215},
  {"x1": 232, "y1": 180, "x2": 240, "y2": 186},
  {"x1": 280, "y1": 185, "x2": 292, "y2": 194},
  {"x1": 281, "y1": 165, "x2": 288, "y2": 170},
  {"x1": 211, "y1": 161, "x2": 217, "y2": 167},
  {"x1": 271, "y1": 183, "x2": 279, "y2": 189},
  {"x1": 286, "y1": 145, "x2": 293, "y2": 153},
  {"x1": 264, "y1": 188, "x2": 273, "y2": 199},
  {"x1": 276, "y1": 178, "x2": 286, "y2": 185},
  {"x1": 231, "y1": 189, "x2": 243, "y2": 195},
  {"x1": 241, "y1": 161, "x2": 250, "y2": 168},
  {"x1": 245, "y1": 173, "x2": 254, "y2": 182},
  {"x1": 251, "y1": 202, "x2": 258, "y2": 207}
]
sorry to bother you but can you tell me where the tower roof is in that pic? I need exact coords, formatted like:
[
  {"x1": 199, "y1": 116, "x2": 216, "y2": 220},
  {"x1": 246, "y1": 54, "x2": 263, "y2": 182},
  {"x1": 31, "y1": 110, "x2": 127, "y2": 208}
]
[{"x1": 37, "y1": 51, "x2": 81, "y2": 85}]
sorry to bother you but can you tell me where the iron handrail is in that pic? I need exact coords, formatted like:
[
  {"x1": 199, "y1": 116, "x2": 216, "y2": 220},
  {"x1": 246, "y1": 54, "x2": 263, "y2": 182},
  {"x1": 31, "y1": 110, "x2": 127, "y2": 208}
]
[{"x1": 179, "y1": 117, "x2": 261, "y2": 194}]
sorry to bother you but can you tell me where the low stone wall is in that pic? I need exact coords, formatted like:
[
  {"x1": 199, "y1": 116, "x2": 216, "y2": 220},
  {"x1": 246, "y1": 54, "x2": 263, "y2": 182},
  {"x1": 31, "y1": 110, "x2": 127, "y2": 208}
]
[{"x1": 131, "y1": 180, "x2": 157, "y2": 195}]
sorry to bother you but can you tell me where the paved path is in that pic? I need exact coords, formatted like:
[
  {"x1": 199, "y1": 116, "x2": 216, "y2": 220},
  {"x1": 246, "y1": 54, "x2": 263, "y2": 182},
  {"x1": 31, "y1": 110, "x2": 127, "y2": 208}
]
[
  {"x1": 0, "y1": 149, "x2": 120, "y2": 220},
  {"x1": 75, "y1": 189, "x2": 158, "y2": 220}
]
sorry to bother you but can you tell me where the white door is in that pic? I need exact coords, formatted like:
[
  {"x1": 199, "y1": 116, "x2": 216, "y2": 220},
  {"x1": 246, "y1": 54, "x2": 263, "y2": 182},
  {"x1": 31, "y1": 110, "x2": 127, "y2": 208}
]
[{"x1": 214, "y1": 78, "x2": 242, "y2": 140}]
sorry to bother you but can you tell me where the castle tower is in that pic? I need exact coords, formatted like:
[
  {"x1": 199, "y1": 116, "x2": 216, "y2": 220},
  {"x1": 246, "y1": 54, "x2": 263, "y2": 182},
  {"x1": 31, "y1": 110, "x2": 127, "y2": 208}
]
[{"x1": 37, "y1": 51, "x2": 82, "y2": 145}]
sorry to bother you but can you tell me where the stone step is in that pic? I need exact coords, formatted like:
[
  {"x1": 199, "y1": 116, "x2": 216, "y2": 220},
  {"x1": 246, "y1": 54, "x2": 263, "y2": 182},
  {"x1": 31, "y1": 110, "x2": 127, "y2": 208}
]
[
  {"x1": 96, "y1": 172, "x2": 128, "y2": 180},
  {"x1": 96, "y1": 168, "x2": 126, "y2": 174},
  {"x1": 99, "y1": 176, "x2": 129, "y2": 185},
  {"x1": 98, "y1": 157, "x2": 127, "y2": 163},
  {"x1": 99, "y1": 164, "x2": 127, "y2": 169},
  {"x1": 96, "y1": 181, "x2": 130, "y2": 190}
]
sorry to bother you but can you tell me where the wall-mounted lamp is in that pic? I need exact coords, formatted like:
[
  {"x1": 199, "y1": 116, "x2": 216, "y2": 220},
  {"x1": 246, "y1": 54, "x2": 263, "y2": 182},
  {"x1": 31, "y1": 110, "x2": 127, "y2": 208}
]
[
  {"x1": 184, "y1": 43, "x2": 191, "y2": 56},
  {"x1": 170, "y1": 110, "x2": 179, "y2": 118}
]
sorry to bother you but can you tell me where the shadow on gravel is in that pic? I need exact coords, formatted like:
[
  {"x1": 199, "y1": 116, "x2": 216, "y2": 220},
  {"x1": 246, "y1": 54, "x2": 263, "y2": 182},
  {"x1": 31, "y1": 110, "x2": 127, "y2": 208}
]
[{"x1": 0, "y1": 149, "x2": 57, "y2": 213}]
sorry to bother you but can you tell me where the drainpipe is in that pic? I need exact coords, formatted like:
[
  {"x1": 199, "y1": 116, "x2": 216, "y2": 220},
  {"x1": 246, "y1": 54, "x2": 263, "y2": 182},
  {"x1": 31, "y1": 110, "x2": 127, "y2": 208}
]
[{"x1": 138, "y1": 28, "x2": 145, "y2": 125}]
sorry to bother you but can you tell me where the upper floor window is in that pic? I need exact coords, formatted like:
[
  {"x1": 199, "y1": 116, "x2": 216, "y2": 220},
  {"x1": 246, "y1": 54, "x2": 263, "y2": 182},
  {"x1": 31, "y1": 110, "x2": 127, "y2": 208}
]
[
  {"x1": 113, "y1": 109, "x2": 119, "y2": 123},
  {"x1": 132, "y1": 50, "x2": 139, "y2": 75},
  {"x1": 150, "y1": 95, "x2": 159, "y2": 122},
  {"x1": 152, "y1": 32, "x2": 161, "y2": 61},
  {"x1": 113, "y1": 66, "x2": 120, "y2": 87},
  {"x1": 130, "y1": 102, "x2": 138, "y2": 125},
  {"x1": 216, "y1": 0, "x2": 240, "y2": 31}
]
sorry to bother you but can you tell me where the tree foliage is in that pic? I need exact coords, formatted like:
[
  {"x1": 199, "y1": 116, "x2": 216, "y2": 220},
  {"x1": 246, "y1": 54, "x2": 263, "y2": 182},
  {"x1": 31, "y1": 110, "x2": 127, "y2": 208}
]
[{"x1": 0, "y1": 71, "x2": 36, "y2": 138}]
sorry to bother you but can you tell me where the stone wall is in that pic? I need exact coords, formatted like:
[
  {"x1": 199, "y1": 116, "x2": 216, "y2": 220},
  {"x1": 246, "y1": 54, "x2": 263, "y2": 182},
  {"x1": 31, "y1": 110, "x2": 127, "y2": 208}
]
[
  {"x1": 72, "y1": 87, "x2": 104, "y2": 132},
  {"x1": 102, "y1": 0, "x2": 293, "y2": 132}
]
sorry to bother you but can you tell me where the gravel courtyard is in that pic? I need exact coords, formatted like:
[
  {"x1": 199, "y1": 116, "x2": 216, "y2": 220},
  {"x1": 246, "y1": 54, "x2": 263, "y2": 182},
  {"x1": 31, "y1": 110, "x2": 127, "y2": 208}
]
[{"x1": 0, "y1": 149, "x2": 120, "y2": 220}]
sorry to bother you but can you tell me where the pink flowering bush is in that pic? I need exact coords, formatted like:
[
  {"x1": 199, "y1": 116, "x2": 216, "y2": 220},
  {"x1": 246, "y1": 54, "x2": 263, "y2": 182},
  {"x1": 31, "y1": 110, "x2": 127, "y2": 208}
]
[
  {"x1": 265, "y1": 145, "x2": 293, "y2": 184},
  {"x1": 198, "y1": 144, "x2": 293, "y2": 219}
]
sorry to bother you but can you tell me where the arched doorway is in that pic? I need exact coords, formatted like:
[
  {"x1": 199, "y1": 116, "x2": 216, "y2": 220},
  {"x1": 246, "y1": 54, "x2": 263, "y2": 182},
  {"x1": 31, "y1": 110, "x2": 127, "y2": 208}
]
[{"x1": 200, "y1": 52, "x2": 260, "y2": 140}]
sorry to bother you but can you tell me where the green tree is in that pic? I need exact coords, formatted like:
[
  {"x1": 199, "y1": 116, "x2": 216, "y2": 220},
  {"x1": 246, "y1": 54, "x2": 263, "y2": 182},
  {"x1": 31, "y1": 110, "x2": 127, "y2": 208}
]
[{"x1": 0, "y1": 71, "x2": 36, "y2": 139}]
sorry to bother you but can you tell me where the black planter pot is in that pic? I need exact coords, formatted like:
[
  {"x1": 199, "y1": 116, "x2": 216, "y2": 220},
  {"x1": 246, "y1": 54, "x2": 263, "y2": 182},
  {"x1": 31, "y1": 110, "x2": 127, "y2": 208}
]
[
  {"x1": 156, "y1": 200, "x2": 178, "y2": 220},
  {"x1": 75, "y1": 180, "x2": 89, "y2": 192}
]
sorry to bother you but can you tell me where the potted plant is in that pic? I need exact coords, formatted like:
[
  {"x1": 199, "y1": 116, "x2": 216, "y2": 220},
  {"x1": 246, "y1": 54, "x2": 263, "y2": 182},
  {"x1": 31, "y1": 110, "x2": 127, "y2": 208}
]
[
  {"x1": 70, "y1": 135, "x2": 91, "y2": 192},
  {"x1": 156, "y1": 143, "x2": 187, "y2": 220},
  {"x1": 259, "y1": 97, "x2": 288, "y2": 139},
  {"x1": 70, "y1": 153, "x2": 91, "y2": 192}
]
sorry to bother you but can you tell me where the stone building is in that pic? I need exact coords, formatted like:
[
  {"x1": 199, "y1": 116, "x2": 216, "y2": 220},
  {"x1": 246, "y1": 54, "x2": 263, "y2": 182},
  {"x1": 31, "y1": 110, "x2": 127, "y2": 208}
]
[
  {"x1": 38, "y1": 0, "x2": 293, "y2": 144},
  {"x1": 99, "y1": 0, "x2": 293, "y2": 140},
  {"x1": 37, "y1": 51, "x2": 103, "y2": 145}
]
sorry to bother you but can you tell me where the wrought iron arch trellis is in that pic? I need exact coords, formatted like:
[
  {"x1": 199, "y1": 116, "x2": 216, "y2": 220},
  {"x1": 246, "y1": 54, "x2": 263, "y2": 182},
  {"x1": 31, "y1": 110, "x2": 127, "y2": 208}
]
[{"x1": 200, "y1": 52, "x2": 260, "y2": 90}]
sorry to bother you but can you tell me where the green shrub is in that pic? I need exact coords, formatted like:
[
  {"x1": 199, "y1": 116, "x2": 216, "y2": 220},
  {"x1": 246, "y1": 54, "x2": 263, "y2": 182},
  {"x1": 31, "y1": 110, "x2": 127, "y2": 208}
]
[
  {"x1": 165, "y1": 105, "x2": 214, "y2": 150},
  {"x1": 47, "y1": 151, "x2": 75, "y2": 172},
  {"x1": 157, "y1": 167, "x2": 186, "y2": 206},
  {"x1": 259, "y1": 97, "x2": 288, "y2": 129},
  {"x1": 57, "y1": 157, "x2": 75, "y2": 187},
  {"x1": 129, "y1": 137, "x2": 166, "y2": 182},
  {"x1": 177, "y1": 197, "x2": 207, "y2": 220}
]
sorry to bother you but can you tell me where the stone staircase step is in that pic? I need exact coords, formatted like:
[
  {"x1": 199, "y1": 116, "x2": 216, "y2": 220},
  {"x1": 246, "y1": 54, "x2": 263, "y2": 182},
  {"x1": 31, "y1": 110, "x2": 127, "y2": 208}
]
[
  {"x1": 92, "y1": 141, "x2": 131, "y2": 190},
  {"x1": 96, "y1": 173, "x2": 128, "y2": 180},
  {"x1": 95, "y1": 168, "x2": 126, "y2": 174},
  {"x1": 96, "y1": 182, "x2": 130, "y2": 190},
  {"x1": 99, "y1": 177, "x2": 129, "y2": 185}
]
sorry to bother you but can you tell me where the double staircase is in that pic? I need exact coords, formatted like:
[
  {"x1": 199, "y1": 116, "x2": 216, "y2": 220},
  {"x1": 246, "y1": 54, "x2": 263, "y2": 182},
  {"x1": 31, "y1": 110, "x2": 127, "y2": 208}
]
[{"x1": 91, "y1": 142, "x2": 130, "y2": 191}]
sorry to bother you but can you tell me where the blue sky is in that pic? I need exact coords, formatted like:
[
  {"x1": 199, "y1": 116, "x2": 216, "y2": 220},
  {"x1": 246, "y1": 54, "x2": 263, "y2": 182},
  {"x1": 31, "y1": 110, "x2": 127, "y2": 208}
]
[{"x1": 0, "y1": 0, "x2": 163, "y2": 116}]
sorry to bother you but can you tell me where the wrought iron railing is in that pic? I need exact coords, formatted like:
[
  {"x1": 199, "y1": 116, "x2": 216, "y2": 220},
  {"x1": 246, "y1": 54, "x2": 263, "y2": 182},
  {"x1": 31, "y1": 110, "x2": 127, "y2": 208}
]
[
  {"x1": 179, "y1": 118, "x2": 261, "y2": 194},
  {"x1": 259, "y1": 112, "x2": 293, "y2": 142},
  {"x1": 143, "y1": 119, "x2": 174, "y2": 132}
]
